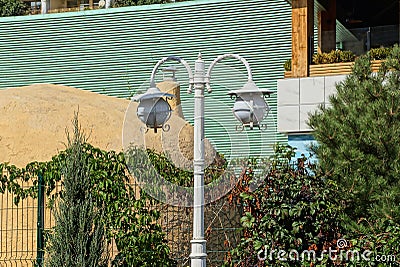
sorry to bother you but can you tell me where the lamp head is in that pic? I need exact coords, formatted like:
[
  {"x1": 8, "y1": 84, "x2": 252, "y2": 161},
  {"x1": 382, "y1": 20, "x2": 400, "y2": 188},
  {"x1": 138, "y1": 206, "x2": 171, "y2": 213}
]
[
  {"x1": 133, "y1": 86, "x2": 175, "y2": 133},
  {"x1": 227, "y1": 81, "x2": 273, "y2": 129}
]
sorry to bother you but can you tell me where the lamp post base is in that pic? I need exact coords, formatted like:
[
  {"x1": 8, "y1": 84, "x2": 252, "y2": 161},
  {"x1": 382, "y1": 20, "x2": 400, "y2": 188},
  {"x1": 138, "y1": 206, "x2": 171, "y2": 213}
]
[{"x1": 189, "y1": 239, "x2": 207, "y2": 267}]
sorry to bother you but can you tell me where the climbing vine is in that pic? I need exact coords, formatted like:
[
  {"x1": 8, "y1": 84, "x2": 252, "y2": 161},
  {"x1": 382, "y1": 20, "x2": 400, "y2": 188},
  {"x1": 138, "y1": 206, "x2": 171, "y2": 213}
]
[
  {"x1": 0, "y1": 132, "x2": 177, "y2": 266},
  {"x1": 225, "y1": 144, "x2": 343, "y2": 267},
  {"x1": 0, "y1": 119, "x2": 227, "y2": 266}
]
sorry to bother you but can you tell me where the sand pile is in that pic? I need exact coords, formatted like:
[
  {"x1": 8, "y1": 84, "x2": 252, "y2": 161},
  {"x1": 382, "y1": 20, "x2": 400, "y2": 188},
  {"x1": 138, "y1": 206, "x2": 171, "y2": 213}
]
[
  {"x1": 0, "y1": 83, "x2": 215, "y2": 168},
  {"x1": 0, "y1": 84, "x2": 130, "y2": 166}
]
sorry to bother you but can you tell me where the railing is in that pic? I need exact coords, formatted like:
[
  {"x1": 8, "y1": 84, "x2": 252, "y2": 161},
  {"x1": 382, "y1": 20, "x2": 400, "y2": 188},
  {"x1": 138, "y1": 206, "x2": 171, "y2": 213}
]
[
  {"x1": 284, "y1": 24, "x2": 399, "y2": 78},
  {"x1": 339, "y1": 24, "x2": 399, "y2": 55}
]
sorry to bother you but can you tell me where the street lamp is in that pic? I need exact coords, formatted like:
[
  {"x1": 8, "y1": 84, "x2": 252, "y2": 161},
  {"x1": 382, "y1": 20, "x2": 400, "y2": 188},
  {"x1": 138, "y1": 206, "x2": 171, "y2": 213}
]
[
  {"x1": 133, "y1": 86, "x2": 174, "y2": 133},
  {"x1": 133, "y1": 53, "x2": 272, "y2": 267},
  {"x1": 228, "y1": 81, "x2": 271, "y2": 130}
]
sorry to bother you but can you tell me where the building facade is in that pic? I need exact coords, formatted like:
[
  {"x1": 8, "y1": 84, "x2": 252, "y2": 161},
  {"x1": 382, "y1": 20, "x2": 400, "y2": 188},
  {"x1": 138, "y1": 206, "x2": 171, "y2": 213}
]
[
  {"x1": 0, "y1": 0, "x2": 292, "y2": 159},
  {"x1": 279, "y1": 0, "x2": 399, "y2": 153}
]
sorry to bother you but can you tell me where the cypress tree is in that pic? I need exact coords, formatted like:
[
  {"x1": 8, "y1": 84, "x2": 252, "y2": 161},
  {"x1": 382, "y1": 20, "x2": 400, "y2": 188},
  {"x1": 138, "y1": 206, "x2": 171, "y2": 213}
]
[{"x1": 45, "y1": 116, "x2": 109, "y2": 267}]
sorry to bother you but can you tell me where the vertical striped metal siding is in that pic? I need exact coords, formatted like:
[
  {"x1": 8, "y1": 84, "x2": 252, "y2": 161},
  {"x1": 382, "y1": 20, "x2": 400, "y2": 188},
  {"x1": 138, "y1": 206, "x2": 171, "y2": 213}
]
[{"x1": 0, "y1": 0, "x2": 291, "y2": 157}]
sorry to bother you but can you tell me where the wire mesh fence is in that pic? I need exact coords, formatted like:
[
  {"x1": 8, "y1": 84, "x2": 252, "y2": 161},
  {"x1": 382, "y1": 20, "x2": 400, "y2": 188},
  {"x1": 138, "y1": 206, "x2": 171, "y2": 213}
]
[
  {"x1": 0, "y1": 179, "x2": 243, "y2": 267},
  {"x1": 158, "y1": 200, "x2": 242, "y2": 267},
  {"x1": 0, "y1": 182, "x2": 37, "y2": 267}
]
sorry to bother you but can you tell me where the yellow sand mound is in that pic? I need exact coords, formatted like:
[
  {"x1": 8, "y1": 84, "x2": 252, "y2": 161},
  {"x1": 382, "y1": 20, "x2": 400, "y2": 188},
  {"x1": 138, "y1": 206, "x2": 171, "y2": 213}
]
[
  {"x1": 0, "y1": 83, "x2": 215, "y2": 168},
  {"x1": 0, "y1": 84, "x2": 129, "y2": 166}
]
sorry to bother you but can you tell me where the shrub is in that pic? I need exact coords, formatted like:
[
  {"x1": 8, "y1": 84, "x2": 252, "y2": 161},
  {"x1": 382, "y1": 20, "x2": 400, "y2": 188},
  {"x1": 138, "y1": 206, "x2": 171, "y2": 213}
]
[
  {"x1": 312, "y1": 50, "x2": 355, "y2": 64},
  {"x1": 0, "y1": 0, "x2": 29, "y2": 17},
  {"x1": 283, "y1": 59, "x2": 292, "y2": 71},
  {"x1": 339, "y1": 50, "x2": 356, "y2": 62},
  {"x1": 225, "y1": 144, "x2": 342, "y2": 267},
  {"x1": 367, "y1": 47, "x2": 392, "y2": 60},
  {"x1": 341, "y1": 218, "x2": 400, "y2": 267},
  {"x1": 308, "y1": 45, "x2": 400, "y2": 223},
  {"x1": 0, "y1": 117, "x2": 177, "y2": 266},
  {"x1": 308, "y1": 45, "x2": 400, "y2": 266},
  {"x1": 312, "y1": 53, "x2": 324, "y2": 64}
]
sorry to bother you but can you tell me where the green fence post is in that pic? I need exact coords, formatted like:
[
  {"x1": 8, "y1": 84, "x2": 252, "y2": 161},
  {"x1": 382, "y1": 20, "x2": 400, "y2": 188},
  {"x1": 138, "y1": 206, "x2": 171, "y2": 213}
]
[{"x1": 36, "y1": 172, "x2": 44, "y2": 266}]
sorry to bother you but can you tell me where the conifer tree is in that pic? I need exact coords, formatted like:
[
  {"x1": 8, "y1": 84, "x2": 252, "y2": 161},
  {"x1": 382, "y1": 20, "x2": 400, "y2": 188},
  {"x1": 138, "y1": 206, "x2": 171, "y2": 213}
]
[
  {"x1": 45, "y1": 116, "x2": 109, "y2": 267},
  {"x1": 308, "y1": 46, "x2": 400, "y2": 225}
]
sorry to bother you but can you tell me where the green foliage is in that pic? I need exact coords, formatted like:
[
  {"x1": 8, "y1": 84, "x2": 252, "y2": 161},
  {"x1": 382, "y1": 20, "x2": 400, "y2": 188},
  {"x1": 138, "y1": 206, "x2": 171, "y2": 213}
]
[
  {"x1": 308, "y1": 45, "x2": 400, "y2": 223},
  {"x1": 45, "y1": 116, "x2": 109, "y2": 266},
  {"x1": 0, "y1": 136, "x2": 229, "y2": 265},
  {"x1": 367, "y1": 47, "x2": 392, "y2": 60},
  {"x1": 146, "y1": 149, "x2": 193, "y2": 186},
  {"x1": 338, "y1": 50, "x2": 356, "y2": 63},
  {"x1": 283, "y1": 58, "x2": 292, "y2": 71},
  {"x1": 0, "y1": 124, "x2": 176, "y2": 266},
  {"x1": 313, "y1": 50, "x2": 356, "y2": 65},
  {"x1": 0, "y1": 0, "x2": 29, "y2": 17},
  {"x1": 342, "y1": 218, "x2": 400, "y2": 267},
  {"x1": 146, "y1": 148, "x2": 226, "y2": 187},
  {"x1": 225, "y1": 144, "x2": 342, "y2": 267},
  {"x1": 122, "y1": 146, "x2": 227, "y2": 207},
  {"x1": 313, "y1": 47, "x2": 394, "y2": 65},
  {"x1": 308, "y1": 45, "x2": 400, "y2": 265}
]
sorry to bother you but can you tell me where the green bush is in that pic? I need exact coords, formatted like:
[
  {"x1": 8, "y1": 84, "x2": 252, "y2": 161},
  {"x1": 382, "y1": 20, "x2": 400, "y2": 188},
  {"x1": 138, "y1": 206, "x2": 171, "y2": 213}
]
[
  {"x1": 0, "y1": 118, "x2": 177, "y2": 266},
  {"x1": 0, "y1": 113, "x2": 229, "y2": 266},
  {"x1": 225, "y1": 145, "x2": 342, "y2": 267},
  {"x1": 339, "y1": 50, "x2": 356, "y2": 62},
  {"x1": 341, "y1": 218, "x2": 400, "y2": 267},
  {"x1": 312, "y1": 53, "x2": 325, "y2": 64},
  {"x1": 367, "y1": 47, "x2": 392, "y2": 60},
  {"x1": 309, "y1": 45, "x2": 400, "y2": 224},
  {"x1": 283, "y1": 59, "x2": 292, "y2": 71},
  {"x1": 0, "y1": 0, "x2": 29, "y2": 17},
  {"x1": 312, "y1": 47, "x2": 395, "y2": 65},
  {"x1": 312, "y1": 50, "x2": 355, "y2": 65}
]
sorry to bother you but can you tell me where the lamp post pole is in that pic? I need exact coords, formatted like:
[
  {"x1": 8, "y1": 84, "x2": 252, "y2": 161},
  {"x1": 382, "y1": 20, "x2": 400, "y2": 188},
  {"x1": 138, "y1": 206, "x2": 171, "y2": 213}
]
[
  {"x1": 133, "y1": 52, "x2": 272, "y2": 267},
  {"x1": 189, "y1": 53, "x2": 207, "y2": 267}
]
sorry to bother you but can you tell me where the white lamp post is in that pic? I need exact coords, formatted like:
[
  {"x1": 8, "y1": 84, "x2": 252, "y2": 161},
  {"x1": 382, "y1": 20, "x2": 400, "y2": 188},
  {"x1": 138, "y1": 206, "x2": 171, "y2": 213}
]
[{"x1": 133, "y1": 53, "x2": 272, "y2": 267}]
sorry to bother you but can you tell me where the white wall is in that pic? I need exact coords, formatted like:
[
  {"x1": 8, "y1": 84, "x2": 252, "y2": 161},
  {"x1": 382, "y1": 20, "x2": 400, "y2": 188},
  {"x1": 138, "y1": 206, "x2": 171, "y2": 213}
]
[{"x1": 277, "y1": 75, "x2": 346, "y2": 133}]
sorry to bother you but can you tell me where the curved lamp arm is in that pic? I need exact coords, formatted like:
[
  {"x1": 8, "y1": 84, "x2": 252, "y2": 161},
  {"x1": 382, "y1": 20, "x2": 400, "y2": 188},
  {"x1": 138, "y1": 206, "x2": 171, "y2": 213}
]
[
  {"x1": 150, "y1": 56, "x2": 194, "y2": 93},
  {"x1": 205, "y1": 53, "x2": 253, "y2": 93}
]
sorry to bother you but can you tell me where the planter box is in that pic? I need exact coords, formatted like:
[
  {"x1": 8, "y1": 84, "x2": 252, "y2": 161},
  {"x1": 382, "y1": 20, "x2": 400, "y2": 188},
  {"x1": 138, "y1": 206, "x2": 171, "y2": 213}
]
[
  {"x1": 284, "y1": 60, "x2": 384, "y2": 78},
  {"x1": 310, "y1": 60, "x2": 383, "y2": 77},
  {"x1": 284, "y1": 71, "x2": 292, "y2": 78}
]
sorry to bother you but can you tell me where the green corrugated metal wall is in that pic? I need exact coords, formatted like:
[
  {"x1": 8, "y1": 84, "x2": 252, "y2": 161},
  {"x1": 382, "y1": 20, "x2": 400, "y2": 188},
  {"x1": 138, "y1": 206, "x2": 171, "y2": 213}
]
[{"x1": 0, "y1": 0, "x2": 291, "y2": 158}]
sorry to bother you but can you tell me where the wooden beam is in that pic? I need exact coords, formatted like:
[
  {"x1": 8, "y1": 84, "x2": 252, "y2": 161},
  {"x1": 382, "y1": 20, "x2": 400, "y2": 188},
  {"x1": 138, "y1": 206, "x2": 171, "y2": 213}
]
[
  {"x1": 292, "y1": 0, "x2": 314, "y2": 77},
  {"x1": 318, "y1": 0, "x2": 336, "y2": 53}
]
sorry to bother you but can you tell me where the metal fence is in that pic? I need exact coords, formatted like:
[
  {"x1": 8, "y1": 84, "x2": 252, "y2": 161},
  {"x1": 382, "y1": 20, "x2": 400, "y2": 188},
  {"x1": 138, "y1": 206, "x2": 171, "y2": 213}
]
[
  {"x1": 0, "y1": 177, "x2": 242, "y2": 267},
  {"x1": 0, "y1": 182, "x2": 38, "y2": 266},
  {"x1": 159, "y1": 201, "x2": 243, "y2": 266}
]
